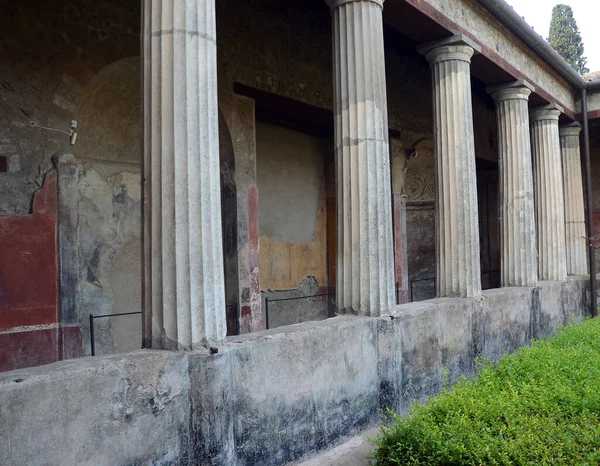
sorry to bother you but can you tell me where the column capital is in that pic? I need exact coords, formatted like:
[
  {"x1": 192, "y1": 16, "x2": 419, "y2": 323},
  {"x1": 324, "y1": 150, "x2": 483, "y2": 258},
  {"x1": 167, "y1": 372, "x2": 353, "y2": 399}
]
[
  {"x1": 560, "y1": 121, "x2": 582, "y2": 137},
  {"x1": 487, "y1": 79, "x2": 535, "y2": 103},
  {"x1": 325, "y1": 0, "x2": 383, "y2": 10},
  {"x1": 417, "y1": 34, "x2": 481, "y2": 65},
  {"x1": 530, "y1": 103, "x2": 563, "y2": 122}
]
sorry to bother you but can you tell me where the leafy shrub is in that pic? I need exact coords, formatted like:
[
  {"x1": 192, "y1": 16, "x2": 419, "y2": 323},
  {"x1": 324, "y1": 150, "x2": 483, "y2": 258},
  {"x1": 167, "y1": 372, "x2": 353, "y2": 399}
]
[{"x1": 372, "y1": 318, "x2": 600, "y2": 465}]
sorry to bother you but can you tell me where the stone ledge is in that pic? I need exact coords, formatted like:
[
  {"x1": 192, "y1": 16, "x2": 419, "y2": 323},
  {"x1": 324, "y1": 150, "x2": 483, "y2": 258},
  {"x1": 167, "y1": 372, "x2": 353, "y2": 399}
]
[{"x1": 0, "y1": 277, "x2": 590, "y2": 466}]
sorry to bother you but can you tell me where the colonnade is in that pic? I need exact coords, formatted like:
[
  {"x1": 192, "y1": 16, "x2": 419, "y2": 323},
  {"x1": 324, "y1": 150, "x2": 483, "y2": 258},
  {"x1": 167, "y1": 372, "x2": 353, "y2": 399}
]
[{"x1": 142, "y1": 0, "x2": 588, "y2": 349}]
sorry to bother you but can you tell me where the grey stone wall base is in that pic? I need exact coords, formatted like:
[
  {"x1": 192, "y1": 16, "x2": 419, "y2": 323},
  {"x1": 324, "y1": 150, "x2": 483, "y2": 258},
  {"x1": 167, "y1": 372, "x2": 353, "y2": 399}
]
[{"x1": 0, "y1": 278, "x2": 590, "y2": 466}]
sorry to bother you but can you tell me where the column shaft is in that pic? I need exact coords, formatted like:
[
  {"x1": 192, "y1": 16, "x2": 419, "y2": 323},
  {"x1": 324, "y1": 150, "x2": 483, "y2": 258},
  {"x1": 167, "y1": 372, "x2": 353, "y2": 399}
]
[
  {"x1": 560, "y1": 123, "x2": 588, "y2": 275},
  {"x1": 330, "y1": 0, "x2": 395, "y2": 316},
  {"x1": 488, "y1": 83, "x2": 537, "y2": 287},
  {"x1": 419, "y1": 36, "x2": 482, "y2": 298},
  {"x1": 143, "y1": 0, "x2": 226, "y2": 349},
  {"x1": 530, "y1": 105, "x2": 567, "y2": 281}
]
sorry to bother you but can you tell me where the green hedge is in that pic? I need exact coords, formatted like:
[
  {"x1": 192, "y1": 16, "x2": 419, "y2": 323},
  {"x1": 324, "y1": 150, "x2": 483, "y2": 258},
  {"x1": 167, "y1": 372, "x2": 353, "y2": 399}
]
[{"x1": 372, "y1": 318, "x2": 600, "y2": 465}]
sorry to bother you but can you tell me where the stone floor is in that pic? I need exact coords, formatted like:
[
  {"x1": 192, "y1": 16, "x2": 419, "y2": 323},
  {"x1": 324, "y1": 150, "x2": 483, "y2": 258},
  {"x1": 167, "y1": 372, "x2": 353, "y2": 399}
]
[{"x1": 291, "y1": 427, "x2": 380, "y2": 466}]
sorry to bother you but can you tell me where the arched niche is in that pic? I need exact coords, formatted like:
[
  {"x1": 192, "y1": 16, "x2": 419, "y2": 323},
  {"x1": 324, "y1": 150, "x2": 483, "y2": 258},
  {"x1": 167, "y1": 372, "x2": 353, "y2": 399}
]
[
  {"x1": 73, "y1": 56, "x2": 240, "y2": 353},
  {"x1": 75, "y1": 56, "x2": 141, "y2": 165}
]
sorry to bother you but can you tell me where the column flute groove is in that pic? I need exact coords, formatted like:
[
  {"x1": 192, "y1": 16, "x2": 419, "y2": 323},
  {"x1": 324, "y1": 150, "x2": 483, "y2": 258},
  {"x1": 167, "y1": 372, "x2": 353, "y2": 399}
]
[
  {"x1": 488, "y1": 81, "x2": 537, "y2": 287},
  {"x1": 418, "y1": 35, "x2": 482, "y2": 298},
  {"x1": 328, "y1": 0, "x2": 395, "y2": 316},
  {"x1": 560, "y1": 122, "x2": 588, "y2": 275},
  {"x1": 530, "y1": 104, "x2": 567, "y2": 281},
  {"x1": 143, "y1": 0, "x2": 226, "y2": 350}
]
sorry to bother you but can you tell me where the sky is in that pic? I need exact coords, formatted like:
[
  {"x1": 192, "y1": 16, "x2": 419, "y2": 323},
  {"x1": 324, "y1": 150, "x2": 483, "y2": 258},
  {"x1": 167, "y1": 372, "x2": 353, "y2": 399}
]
[{"x1": 505, "y1": 0, "x2": 600, "y2": 73}]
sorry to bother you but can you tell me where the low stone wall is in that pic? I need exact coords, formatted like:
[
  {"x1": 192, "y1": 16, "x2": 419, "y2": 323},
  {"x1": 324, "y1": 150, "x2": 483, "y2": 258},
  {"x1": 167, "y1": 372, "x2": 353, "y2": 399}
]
[{"x1": 0, "y1": 278, "x2": 590, "y2": 466}]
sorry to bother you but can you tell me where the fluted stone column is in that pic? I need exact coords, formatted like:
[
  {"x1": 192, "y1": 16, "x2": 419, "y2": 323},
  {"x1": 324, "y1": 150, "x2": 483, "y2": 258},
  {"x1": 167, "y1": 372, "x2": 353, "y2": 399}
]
[
  {"x1": 142, "y1": 0, "x2": 226, "y2": 349},
  {"x1": 560, "y1": 122, "x2": 588, "y2": 275},
  {"x1": 488, "y1": 81, "x2": 537, "y2": 287},
  {"x1": 418, "y1": 35, "x2": 482, "y2": 298},
  {"x1": 328, "y1": 0, "x2": 395, "y2": 316},
  {"x1": 530, "y1": 104, "x2": 567, "y2": 281}
]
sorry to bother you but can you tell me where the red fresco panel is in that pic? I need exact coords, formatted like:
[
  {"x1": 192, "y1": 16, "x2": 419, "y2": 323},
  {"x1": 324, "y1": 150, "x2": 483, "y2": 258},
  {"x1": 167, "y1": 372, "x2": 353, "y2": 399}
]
[
  {"x1": 0, "y1": 173, "x2": 58, "y2": 331},
  {"x1": 0, "y1": 329, "x2": 59, "y2": 372}
]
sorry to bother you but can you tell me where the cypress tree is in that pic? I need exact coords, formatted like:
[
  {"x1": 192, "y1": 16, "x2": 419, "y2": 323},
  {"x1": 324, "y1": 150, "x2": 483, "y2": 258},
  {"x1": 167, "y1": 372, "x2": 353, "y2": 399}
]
[{"x1": 548, "y1": 4, "x2": 589, "y2": 75}]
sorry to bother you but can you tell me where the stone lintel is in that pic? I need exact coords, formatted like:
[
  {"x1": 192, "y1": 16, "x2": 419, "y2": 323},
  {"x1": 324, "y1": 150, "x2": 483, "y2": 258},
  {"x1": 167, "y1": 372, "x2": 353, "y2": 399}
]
[
  {"x1": 530, "y1": 103, "x2": 564, "y2": 122},
  {"x1": 560, "y1": 121, "x2": 582, "y2": 137},
  {"x1": 417, "y1": 33, "x2": 482, "y2": 61},
  {"x1": 487, "y1": 79, "x2": 535, "y2": 102},
  {"x1": 325, "y1": 0, "x2": 384, "y2": 10}
]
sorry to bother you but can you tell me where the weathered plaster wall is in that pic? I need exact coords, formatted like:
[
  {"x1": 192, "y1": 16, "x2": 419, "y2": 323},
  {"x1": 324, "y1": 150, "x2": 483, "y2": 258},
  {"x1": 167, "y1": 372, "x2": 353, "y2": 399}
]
[
  {"x1": 391, "y1": 126, "x2": 499, "y2": 302},
  {"x1": 0, "y1": 277, "x2": 590, "y2": 466},
  {"x1": 589, "y1": 92, "x2": 600, "y2": 116},
  {"x1": 257, "y1": 122, "x2": 328, "y2": 289},
  {"x1": 392, "y1": 136, "x2": 437, "y2": 300},
  {"x1": 0, "y1": 0, "x2": 139, "y2": 215},
  {"x1": 77, "y1": 164, "x2": 142, "y2": 354},
  {"x1": 478, "y1": 169, "x2": 500, "y2": 289},
  {"x1": 74, "y1": 56, "x2": 143, "y2": 356},
  {"x1": 1, "y1": 352, "x2": 190, "y2": 465},
  {"x1": 578, "y1": 91, "x2": 600, "y2": 116},
  {"x1": 0, "y1": 0, "x2": 144, "y2": 356},
  {"x1": 216, "y1": 0, "x2": 333, "y2": 332},
  {"x1": 256, "y1": 122, "x2": 329, "y2": 327},
  {"x1": 0, "y1": 174, "x2": 60, "y2": 371},
  {"x1": 217, "y1": 0, "x2": 333, "y2": 115},
  {"x1": 217, "y1": 92, "x2": 263, "y2": 333},
  {"x1": 75, "y1": 58, "x2": 141, "y2": 164}
]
